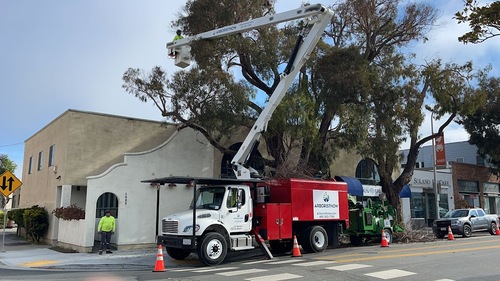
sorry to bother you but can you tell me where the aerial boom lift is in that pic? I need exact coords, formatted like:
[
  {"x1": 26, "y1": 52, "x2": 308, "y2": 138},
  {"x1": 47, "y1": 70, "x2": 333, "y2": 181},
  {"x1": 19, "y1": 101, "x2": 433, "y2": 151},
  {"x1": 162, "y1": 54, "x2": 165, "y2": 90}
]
[{"x1": 166, "y1": 4, "x2": 333, "y2": 179}]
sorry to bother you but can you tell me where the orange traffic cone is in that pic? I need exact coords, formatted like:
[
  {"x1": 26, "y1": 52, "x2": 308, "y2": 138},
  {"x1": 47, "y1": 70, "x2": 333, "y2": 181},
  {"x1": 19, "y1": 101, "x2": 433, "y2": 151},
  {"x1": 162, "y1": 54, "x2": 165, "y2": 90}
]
[
  {"x1": 496, "y1": 222, "x2": 500, "y2": 235},
  {"x1": 291, "y1": 235, "x2": 302, "y2": 257},
  {"x1": 380, "y1": 229, "x2": 389, "y2": 247},
  {"x1": 447, "y1": 226, "x2": 455, "y2": 240},
  {"x1": 153, "y1": 245, "x2": 166, "y2": 272}
]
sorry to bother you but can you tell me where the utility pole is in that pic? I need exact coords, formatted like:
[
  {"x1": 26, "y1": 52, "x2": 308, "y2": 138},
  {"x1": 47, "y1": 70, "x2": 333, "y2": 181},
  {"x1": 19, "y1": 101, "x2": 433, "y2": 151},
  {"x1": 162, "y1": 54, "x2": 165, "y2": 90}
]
[{"x1": 431, "y1": 112, "x2": 440, "y2": 220}]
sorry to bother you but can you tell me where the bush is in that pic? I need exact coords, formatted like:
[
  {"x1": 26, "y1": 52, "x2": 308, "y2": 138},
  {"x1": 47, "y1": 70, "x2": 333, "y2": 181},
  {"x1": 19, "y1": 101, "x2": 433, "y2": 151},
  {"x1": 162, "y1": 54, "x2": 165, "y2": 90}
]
[
  {"x1": 10, "y1": 208, "x2": 25, "y2": 228},
  {"x1": 0, "y1": 210, "x2": 4, "y2": 226},
  {"x1": 52, "y1": 204, "x2": 85, "y2": 220},
  {"x1": 24, "y1": 205, "x2": 49, "y2": 244}
]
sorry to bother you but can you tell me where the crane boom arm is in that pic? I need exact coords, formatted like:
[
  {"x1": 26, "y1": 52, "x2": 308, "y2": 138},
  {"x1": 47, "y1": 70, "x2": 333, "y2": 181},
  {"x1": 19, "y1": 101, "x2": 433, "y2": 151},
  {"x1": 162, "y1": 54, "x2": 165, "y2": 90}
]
[{"x1": 167, "y1": 4, "x2": 334, "y2": 179}]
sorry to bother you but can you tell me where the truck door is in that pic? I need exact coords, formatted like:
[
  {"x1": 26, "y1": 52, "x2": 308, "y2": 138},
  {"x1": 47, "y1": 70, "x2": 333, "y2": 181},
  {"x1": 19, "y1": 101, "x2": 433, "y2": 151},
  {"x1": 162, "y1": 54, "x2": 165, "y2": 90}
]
[
  {"x1": 475, "y1": 209, "x2": 488, "y2": 230},
  {"x1": 224, "y1": 186, "x2": 252, "y2": 233},
  {"x1": 469, "y1": 210, "x2": 482, "y2": 230}
]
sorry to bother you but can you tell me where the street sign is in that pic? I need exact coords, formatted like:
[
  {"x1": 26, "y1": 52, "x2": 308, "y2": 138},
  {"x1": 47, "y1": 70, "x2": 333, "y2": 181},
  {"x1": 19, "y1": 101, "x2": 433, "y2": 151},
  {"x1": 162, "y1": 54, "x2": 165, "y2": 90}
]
[{"x1": 0, "y1": 171, "x2": 22, "y2": 197}]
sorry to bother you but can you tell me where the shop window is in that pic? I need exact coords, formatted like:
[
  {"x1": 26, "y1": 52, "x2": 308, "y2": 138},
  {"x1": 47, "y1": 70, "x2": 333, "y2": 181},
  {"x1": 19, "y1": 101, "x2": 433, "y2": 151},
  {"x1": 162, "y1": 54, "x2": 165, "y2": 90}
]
[
  {"x1": 355, "y1": 158, "x2": 380, "y2": 185},
  {"x1": 458, "y1": 180, "x2": 479, "y2": 193}
]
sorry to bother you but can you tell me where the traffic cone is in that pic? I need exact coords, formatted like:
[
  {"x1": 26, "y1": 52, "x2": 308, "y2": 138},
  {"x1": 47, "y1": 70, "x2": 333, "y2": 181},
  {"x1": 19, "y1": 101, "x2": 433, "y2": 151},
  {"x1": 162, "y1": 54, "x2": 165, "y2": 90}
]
[
  {"x1": 496, "y1": 222, "x2": 500, "y2": 235},
  {"x1": 380, "y1": 229, "x2": 389, "y2": 247},
  {"x1": 291, "y1": 235, "x2": 302, "y2": 257},
  {"x1": 153, "y1": 245, "x2": 166, "y2": 272},
  {"x1": 447, "y1": 226, "x2": 455, "y2": 240}
]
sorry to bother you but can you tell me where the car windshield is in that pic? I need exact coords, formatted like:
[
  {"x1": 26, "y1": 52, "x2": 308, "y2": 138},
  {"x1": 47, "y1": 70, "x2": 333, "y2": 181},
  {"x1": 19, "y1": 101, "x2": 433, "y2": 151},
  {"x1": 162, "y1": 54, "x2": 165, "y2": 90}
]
[
  {"x1": 190, "y1": 187, "x2": 225, "y2": 210},
  {"x1": 443, "y1": 209, "x2": 469, "y2": 218}
]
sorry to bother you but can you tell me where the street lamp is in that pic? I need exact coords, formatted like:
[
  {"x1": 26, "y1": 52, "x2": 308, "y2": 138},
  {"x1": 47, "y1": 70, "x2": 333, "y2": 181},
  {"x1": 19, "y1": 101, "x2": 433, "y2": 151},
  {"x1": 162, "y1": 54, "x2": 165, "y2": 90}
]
[{"x1": 431, "y1": 112, "x2": 440, "y2": 220}]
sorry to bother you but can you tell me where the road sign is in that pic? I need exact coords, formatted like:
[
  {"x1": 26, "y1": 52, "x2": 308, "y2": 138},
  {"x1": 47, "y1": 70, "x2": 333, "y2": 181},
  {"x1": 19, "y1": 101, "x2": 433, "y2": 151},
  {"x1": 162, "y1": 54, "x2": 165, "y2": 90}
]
[{"x1": 0, "y1": 171, "x2": 22, "y2": 197}]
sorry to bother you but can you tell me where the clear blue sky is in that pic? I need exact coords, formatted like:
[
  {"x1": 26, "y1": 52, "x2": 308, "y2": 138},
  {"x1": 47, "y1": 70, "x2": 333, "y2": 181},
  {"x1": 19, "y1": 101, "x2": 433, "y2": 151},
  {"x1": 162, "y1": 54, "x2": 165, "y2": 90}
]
[{"x1": 1, "y1": 0, "x2": 499, "y2": 178}]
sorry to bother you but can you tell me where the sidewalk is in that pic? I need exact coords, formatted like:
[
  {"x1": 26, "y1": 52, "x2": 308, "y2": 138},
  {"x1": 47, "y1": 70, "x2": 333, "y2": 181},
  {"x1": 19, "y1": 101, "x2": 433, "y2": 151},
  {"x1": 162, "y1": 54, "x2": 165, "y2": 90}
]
[{"x1": 0, "y1": 227, "x2": 199, "y2": 271}]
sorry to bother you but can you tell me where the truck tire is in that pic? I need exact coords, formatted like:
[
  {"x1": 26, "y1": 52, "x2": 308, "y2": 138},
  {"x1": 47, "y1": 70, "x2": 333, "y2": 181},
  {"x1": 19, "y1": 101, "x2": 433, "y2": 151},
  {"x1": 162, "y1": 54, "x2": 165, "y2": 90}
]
[
  {"x1": 269, "y1": 240, "x2": 293, "y2": 254},
  {"x1": 302, "y1": 226, "x2": 328, "y2": 253},
  {"x1": 462, "y1": 224, "x2": 472, "y2": 238},
  {"x1": 197, "y1": 232, "x2": 227, "y2": 266},
  {"x1": 166, "y1": 247, "x2": 191, "y2": 260},
  {"x1": 489, "y1": 221, "x2": 497, "y2": 235},
  {"x1": 383, "y1": 229, "x2": 393, "y2": 244}
]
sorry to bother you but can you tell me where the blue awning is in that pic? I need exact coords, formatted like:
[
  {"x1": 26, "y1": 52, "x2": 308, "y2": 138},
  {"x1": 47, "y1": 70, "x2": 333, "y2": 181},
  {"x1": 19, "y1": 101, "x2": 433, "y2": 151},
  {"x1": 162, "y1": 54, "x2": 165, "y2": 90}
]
[
  {"x1": 334, "y1": 176, "x2": 363, "y2": 196},
  {"x1": 400, "y1": 184, "x2": 412, "y2": 198}
]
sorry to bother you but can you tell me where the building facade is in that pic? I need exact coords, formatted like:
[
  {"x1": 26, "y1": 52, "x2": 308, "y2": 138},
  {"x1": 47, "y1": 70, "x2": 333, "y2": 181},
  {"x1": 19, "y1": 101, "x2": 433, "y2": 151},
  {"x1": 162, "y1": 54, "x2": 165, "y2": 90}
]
[{"x1": 400, "y1": 141, "x2": 500, "y2": 226}]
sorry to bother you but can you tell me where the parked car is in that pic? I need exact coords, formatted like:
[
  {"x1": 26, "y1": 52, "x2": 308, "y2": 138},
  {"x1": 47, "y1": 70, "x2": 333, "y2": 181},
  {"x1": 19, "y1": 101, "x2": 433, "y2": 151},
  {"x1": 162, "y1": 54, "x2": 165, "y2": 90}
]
[{"x1": 432, "y1": 208, "x2": 499, "y2": 238}]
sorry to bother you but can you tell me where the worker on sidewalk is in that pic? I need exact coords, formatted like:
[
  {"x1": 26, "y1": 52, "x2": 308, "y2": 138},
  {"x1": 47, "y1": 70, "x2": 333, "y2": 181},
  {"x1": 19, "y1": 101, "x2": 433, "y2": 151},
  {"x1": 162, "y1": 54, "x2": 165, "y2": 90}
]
[{"x1": 98, "y1": 210, "x2": 116, "y2": 255}]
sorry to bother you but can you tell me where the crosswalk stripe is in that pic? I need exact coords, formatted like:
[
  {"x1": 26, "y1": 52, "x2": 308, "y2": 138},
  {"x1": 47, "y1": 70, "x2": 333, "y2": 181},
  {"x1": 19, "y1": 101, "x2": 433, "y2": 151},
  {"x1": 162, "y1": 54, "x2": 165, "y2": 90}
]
[
  {"x1": 245, "y1": 273, "x2": 303, "y2": 281},
  {"x1": 326, "y1": 263, "x2": 373, "y2": 271},
  {"x1": 193, "y1": 266, "x2": 238, "y2": 273},
  {"x1": 244, "y1": 259, "x2": 276, "y2": 265},
  {"x1": 364, "y1": 269, "x2": 417, "y2": 279},
  {"x1": 217, "y1": 269, "x2": 268, "y2": 276},
  {"x1": 293, "y1": 260, "x2": 337, "y2": 266},
  {"x1": 434, "y1": 279, "x2": 454, "y2": 281},
  {"x1": 266, "y1": 259, "x2": 305, "y2": 265}
]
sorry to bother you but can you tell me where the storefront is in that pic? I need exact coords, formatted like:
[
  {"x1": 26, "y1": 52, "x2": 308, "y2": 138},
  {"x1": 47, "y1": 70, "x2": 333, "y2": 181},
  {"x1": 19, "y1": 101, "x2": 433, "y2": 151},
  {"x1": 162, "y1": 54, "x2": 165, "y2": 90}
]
[
  {"x1": 483, "y1": 182, "x2": 500, "y2": 214},
  {"x1": 407, "y1": 170, "x2": 453, "y2": 226}
]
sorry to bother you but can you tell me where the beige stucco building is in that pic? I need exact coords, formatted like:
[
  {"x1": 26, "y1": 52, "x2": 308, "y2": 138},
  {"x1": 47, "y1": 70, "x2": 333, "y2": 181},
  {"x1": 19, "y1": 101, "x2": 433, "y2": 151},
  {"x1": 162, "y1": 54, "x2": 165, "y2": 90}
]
[{"x1": 15, "y1": 109, "x2": 368, "y2": 252}]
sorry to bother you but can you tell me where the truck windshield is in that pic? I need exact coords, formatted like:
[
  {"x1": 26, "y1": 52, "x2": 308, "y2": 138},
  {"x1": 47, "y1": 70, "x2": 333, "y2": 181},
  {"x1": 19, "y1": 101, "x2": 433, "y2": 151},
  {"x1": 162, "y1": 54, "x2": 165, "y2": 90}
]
[
  {"x1": 443, "y1": 210, "x2": 469, "y2": 218},
  {"x1": 191, "y1": 187, "x2": 226, "y2": 210}
]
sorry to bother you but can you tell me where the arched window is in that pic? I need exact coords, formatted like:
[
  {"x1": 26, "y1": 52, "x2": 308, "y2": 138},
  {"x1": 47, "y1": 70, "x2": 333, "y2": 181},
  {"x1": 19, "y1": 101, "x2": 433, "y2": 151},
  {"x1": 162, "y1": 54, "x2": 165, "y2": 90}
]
[
  {"x1": 96, "y1": 192, "x2": 119, "y2": 218},
  {"x1": 220, "y1": 143, "x2": 265, "y2": 178},
  {"x1": 355, "y1": 158, "x2": 380, "y2": 185}
]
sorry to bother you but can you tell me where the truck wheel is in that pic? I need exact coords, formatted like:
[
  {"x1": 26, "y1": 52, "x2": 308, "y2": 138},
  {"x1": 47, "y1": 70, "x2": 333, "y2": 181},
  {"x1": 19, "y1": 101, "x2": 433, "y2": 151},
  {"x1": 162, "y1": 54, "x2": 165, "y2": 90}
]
[
  {"x1": 269, "y1": 240, "x2": 293, "y2": 254},
  {"x1": 462, "y1": 224, "x2": 472, "y2": 238},
  {"x1": 166, "y1": 247, "x2": 191, "y2": 260},
  {"x1": 302, "y1": 226, "x2": 328, "y2": 253},
  {"x1": 197, "y1": 232, "x2": 227, "y2": 266},
  {"x1": 383, "y1": 229, "x2": 393, "y2": 244},
  {"x1": 489, "y1": 221, "x2": 497, "y2": 235}
]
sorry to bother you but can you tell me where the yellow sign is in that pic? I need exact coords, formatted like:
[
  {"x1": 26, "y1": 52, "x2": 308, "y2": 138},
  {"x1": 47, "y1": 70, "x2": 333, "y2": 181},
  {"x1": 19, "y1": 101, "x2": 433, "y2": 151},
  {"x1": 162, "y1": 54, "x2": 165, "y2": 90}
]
[{"x1": 0, "y1": 171, "x2": 22, "y2": 197}]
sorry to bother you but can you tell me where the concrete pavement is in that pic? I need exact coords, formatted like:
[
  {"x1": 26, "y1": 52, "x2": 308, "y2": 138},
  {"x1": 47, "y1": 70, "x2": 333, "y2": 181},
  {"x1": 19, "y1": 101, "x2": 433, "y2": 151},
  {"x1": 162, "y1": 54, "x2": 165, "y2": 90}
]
[{"x1": 0, "y1": 227, "x2": 199, "y2": 271}]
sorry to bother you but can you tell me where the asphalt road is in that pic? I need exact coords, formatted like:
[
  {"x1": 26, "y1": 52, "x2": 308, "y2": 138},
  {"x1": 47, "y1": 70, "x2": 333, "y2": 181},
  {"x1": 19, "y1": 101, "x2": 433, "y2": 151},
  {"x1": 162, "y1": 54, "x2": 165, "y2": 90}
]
[{"x1": 1, "y1": 232, "x2": 499, "y2": 281}]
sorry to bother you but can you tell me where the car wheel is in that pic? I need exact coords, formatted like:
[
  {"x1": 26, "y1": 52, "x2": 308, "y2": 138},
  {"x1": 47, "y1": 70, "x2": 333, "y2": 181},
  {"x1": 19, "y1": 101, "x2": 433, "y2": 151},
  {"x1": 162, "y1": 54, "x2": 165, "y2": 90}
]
[
  {"x1": 166, "y1": 247, "x2": 191, "y2": 260},
  {"x1": 302, "y1": 226, "x2": 328, "y2": 253},
  {"x1": 462, "y1": 224, "x2": 472, "y2": 238},
  {"x1": 197, "y1": 232, "x2": 227, "y2": 266},
  {"x1": 489, "y1": 222, "x2": 497, "y2": 235}
]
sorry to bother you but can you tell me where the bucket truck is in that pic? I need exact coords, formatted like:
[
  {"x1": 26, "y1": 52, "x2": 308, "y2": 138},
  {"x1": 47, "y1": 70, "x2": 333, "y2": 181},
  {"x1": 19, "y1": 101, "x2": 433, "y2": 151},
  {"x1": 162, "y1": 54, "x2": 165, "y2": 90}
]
[{"x1": 144, "y1": 4, "x2": 354, "y2": 266}]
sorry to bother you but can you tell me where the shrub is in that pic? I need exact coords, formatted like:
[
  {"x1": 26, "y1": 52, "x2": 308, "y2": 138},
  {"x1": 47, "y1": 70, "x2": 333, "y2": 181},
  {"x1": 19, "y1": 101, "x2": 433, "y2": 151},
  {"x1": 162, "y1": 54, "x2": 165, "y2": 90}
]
[
  {"x1": 0, "y1": 210, "x2": 4, "y2": 226},
  {"x1": 24, "y1": 205, "x2": 49, "y2": 244},
  {"x1": 52, "y1": 204, "x2": 85, "y2": 220},
  {"x1": 10, "y1": 208, "x2": 25, "y2": 228}
]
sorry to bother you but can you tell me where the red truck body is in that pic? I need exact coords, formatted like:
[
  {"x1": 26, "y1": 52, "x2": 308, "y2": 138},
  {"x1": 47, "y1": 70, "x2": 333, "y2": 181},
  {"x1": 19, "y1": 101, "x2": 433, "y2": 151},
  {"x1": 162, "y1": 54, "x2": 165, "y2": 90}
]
[{"x1": 254, "y1": 178, "x2": 349, "y2": 241}]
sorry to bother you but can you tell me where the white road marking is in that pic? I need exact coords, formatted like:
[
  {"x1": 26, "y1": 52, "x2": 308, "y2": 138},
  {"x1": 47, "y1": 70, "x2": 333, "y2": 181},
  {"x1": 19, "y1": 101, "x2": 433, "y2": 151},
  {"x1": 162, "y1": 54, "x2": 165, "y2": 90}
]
[
  {"x1": 244, "y1": 259, "x2": 276, "y2": 264},
  {"x1": 434, "y1": 279, "x2": 455, "y2": 281},
  {"x1": 326, "y1": 263, "x2": 373, "y2": 271},
  {"x1": 192, "y1": 266, "x2": 238, "y2": 272},
  {"x1": 293, "y1": 260, "x2": 337, "y2": 266},
  {"x1": 364, "y1": 269, "x2": 417, "y2": 280},
  {"x1": 217, "y1": 268, "x2": 268, "y2": 276},
  {"x1": 266, "y1": 259, "x2": 305, "y2": 264},
  {"x1": 245, "y1": 273, "x2": 303, "y2": 281}
]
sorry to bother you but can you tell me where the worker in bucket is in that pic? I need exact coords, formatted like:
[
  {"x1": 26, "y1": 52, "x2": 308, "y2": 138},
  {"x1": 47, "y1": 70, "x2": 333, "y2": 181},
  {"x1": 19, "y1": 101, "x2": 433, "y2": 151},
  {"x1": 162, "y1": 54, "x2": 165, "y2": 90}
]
[
  {"x1": 169, "y1": 29, "x2": 183, "y2": 57},
  {"x1": 98, "y1": 210, "x2": 116, "y2": 254}
]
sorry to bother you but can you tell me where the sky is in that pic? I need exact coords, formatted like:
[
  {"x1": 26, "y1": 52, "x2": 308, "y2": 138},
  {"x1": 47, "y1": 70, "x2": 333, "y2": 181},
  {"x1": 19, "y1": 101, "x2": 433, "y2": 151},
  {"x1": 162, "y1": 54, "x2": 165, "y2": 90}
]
[{"x1": 1, "y1": 0, "x2": 499, "y2": 179}]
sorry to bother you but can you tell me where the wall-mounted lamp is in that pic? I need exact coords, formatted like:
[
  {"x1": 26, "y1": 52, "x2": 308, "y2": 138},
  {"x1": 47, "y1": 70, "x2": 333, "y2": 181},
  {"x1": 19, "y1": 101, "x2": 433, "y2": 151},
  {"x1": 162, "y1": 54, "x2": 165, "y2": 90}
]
[
  {"x1": 185, "y1": 180, "x2": 195, "y2": 188},
  {"x1": 56, "y1": 175, "x2": 61, "y2": 180},
  {"x1": 168, "y1": 183, "x2": 177, "y2": 188}
]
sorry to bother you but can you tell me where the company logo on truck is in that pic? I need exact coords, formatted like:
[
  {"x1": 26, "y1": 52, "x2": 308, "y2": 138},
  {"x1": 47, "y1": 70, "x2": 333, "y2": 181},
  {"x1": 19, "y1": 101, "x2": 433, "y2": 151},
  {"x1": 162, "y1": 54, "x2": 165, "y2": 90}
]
[{"x1": 313, "y1": 190, "x2": 340, "y2": 219}]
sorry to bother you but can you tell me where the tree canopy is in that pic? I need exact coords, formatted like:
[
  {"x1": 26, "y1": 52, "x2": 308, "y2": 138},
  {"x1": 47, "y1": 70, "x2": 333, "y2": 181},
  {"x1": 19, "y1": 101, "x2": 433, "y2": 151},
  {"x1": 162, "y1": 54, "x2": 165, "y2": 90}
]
[
  {"x1": 123, "y1": 0, "x2": 491, "y2": 222},
  {"x1": 455, "y1": 0, "x2": 500, "y2": 44}
]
